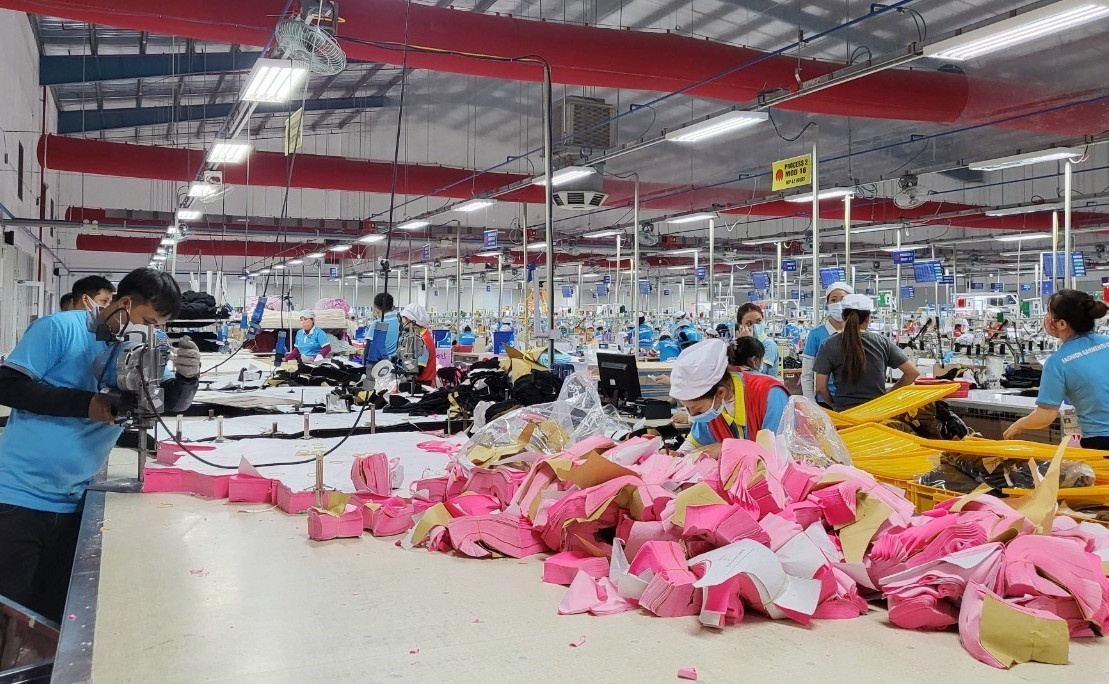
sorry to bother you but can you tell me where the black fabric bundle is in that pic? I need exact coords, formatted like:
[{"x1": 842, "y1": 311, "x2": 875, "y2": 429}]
[
  {"x1": 918, "y1": 453, "x2": 1095, "y2": 493},
  {"x1": 1000, "y1": 366, "x2": 1042, "y2": 389},
  {"x1": 511, "y1": 371, "x2": 563, "y2": 406}
]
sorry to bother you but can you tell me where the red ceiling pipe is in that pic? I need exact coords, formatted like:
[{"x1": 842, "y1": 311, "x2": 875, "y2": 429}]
[{"x1": 75, "y1": 234, "x2": 379, "y2": 259}]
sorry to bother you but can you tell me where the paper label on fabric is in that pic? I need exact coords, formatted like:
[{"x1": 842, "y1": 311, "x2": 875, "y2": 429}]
[{"x1": 979, "y1": 594, "x2": 1069, "y2": 666}]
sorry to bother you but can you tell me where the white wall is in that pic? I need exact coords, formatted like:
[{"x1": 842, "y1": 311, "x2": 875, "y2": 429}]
[{"x1": 0, "y1": 10, "x2": 61, "y2": 352}]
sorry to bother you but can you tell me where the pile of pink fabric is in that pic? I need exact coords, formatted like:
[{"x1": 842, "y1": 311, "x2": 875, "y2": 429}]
[
  {"x1": 313, "y1": 298, "x2": 351, "y2": 315},
  {"x1": 317, "y1": 433, "x2": 1109, "y2": 668}
]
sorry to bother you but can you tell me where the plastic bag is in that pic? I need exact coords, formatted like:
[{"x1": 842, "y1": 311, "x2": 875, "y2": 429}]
[
  {"x1": 460, "y1": 372, "x2": 626, "y2": 465},
  {"x1": 917, "y1": 453, "x2": 1096, "y2": 492},
  {"x1": 777, "y1": 396, "x2": 853, "y2": 467}
]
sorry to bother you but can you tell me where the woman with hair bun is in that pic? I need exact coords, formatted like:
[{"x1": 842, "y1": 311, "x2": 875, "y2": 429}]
[{"x1": 1004, "y1": 289, "x2": 1109, "y2": 447}]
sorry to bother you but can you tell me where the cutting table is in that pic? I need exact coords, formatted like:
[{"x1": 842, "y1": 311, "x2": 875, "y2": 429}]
[{"x1": 54, "y1": 450, "x2": 1109, "y2": 683}]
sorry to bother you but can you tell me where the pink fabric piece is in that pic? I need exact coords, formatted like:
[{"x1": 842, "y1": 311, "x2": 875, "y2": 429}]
[
  {"x1": 780, "y1": 462, "x2": 821, "y2": 502},
  {"x1": 564, "y1": 435, "x2": 617, "y2": 459},
  {"x1": 416, "y1": 440, "x2": 461, "y2": 455},
  {"x1": 677, "y1": 667, "x2": 698, "y2": 681},
  {"x1": 758, "y1": 514, "x2": 804, "y2": 552},
  {"x1": 142, "y1": 467, "x2": 231, "y2": 499},
  {"x1": 558, "y1": 570, "x2": 605, "y2": 615},
  {"x1": 629, "y1": 541, "x2": 688, "y2": 577},
  {"x1": 312, "y1": 297, "x2": 351, "y2": 314},
  {"x1": 1013, "y1": 594, "x2": 1099, "y2": 639},
  {"x1": 904, "y1": 522, "x2": 988, "y2": 569},
  {"x1": 717, "y1": 439, "x2": 786, "y2": 515},
  {"x1": 699, "y1": 577, "x2": 745, "y2": 628},
  {"x1": 464, "y1": 467, "x2": 525, "y2": 505},
  {"x1": 227, "y1": 474, "x2": 275, "y2": 503},
  {"x1": 543, "y1": 551, "x2": 610, "y2": 585},
  {"x1": 868, "y1": 514, "x2": 961, "y2": 580},
  {"x1": 618, "y1": 519, "x2": 677, "y2": 561},
  {"x1": 639, "y1": 569, "x2": 703, "y2": 618},
  {"x1": 602, "y1": 435, "x2": 663, "y2": 466},
  {"x1": 444, "y1": 494, "x2": 502, "y2": 517},
  {"x1": 274, "y1": 484, "x2": 340, "y2": 514},
  {"x1": 779, "y1": 500, "x2": 825, "y2": 529},
  {"x1": 882, "y1": 543, "x2": 1006, "y2": 630},
  {"x1": 447, "y1": 513, "x2": 548, "y2": 558},
  {"x1": 361, "y1": 497, "x2": 416, "y2": 537},
  {"x1": 307, "y1": 504, "x2": 364, "y2": 541},
  {"x1": 682, "y1": 504, "x2": 771, "y2": 547},
  {"x1": 1001, "y1": 535, "x2": 1109, "y2": 624},
  {"x1": 808, "y1": 486, "x2": 856, "y2": 526},
  {"x1": 351, "y1": 452, "x2": 397, "y2": 496},
  {"x1": 590, "y1": 576, "x2": 635, "y2": 615},
  {"x1": 156, "y1": 440, "x2": 214, "y2": 464}
]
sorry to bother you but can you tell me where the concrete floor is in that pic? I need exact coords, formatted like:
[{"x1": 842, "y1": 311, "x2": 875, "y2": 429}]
[{"x1": 88, "y1": 454, "x2": 1109, "y2": 683}]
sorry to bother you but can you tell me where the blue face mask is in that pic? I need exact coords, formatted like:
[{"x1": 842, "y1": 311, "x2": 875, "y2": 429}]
[
  {"x1": 690, "y1": 395, "x2": 723, "y2": 424},
  {"x1": 752, "y1": 323, "x2": 766, "y2": 338}
]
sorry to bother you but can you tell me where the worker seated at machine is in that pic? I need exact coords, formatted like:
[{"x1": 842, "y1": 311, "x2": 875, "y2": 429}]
[
  {"x1": 714, "y1": 323, "x2": 732, "y2": 341},
  {"x1": 654, "y1": 333, "x2": 681, "y2": 361},
  {"x1": 727, "y1": 336, "x2": 766, "y2": 374},
  {"x1": 367, "y1": 292, "x2": 401, "y2": 364},
  {"x1": 669, "y1": 339, "x2": 789, "y2": 456},
  {"x1": 813, "y1": 294, "x2": 920, "y2": 411},
  {"x1": 951, "y1": 322, "x2": 975, "y2": 353},
  {"x1": 400, "y1": 303, "x2": 437, "y2": 385},
  {"x1": 284, "y1": 310, "x2": 331, "y2": 363},
  {"x1": 458, "y1": 325, "x2": 477, "y2": 348},
  {"x1": 638, "y1": 316, "x2": 655, "y2": 349}
]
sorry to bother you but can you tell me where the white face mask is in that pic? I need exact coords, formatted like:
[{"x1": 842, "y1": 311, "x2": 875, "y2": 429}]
[{"x1": 827, "y1": 302, "x2": 844, "y2": 322}]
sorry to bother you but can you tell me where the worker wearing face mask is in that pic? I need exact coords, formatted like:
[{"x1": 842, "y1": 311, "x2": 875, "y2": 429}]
[
  {"x1": 801, "y1": 281, "x2": 853, "y2": 403},
  {"x1": 669, "y1": 339, "x2": 790, "y2": 457},
  {"x1": 1004, "y1": 290, "x2": 1109, "y2": 446},
  {"x1": 70, "y1": 275, "x2": 116, "y2": 313},
  {"x1": 736, "y1": 302, "x2": 780, "y2": 377},
  {"x1": 283, "y1": 310, "x2": 331, "y2": 363},
  {"x1": 0, "y1": 268, "x2": 199, "y2": 622}
]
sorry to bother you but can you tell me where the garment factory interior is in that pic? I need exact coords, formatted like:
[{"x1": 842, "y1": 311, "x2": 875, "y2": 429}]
[{"x1": 0, "y1": 0, "x2": 1109, "y2": 681}]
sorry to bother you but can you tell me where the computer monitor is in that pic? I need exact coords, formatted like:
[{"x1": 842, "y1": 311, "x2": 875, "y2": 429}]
[{"x1": 596, "y1": 351, "x2": 642, "y2": 405}]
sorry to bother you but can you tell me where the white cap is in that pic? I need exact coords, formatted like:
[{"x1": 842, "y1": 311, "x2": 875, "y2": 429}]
[
  {"x1": 825, "y1": 282, "x2": 854, "y2": 299},
  {"x1": 674, "y1": 312, "x2": 688, "y2": 323},
  {"x1": 300, "y1": 310, "x2": 316, "y2": 320},
  {"x1": 842, "y1": 293, "x2": 874, "y2": 312},
  {"x1": 501, "y1": 316, "x2": 513, "y2": 325},
  {"x1": 400, "y1": 303, "x2": 430, "y2": 327},
  {"x1": 669, "y1": 339, "x2": 729, "y2": 401}
]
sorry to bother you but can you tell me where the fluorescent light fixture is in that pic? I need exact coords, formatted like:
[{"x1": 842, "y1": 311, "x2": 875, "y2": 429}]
[
  {"x1": 969, "y1": 148, "x2": 1083, "y2": 171},
  {"x1": 924, "y1": 2, "x2": 1109, "y2": 61},
  {"x1": 345, "y1": 275, "x2": 359, "y2": 280},
  {"x1": 440, "y1": 257, "x2": 458, "y2": 264},
  {"x1": 666, "y1": 265, "x2": 689, "y2": 271},
  {"x1": 151, "y1": 255, "x2": 166, "y2": 262},
  {"x1": 187, "y1": 181, "x2": 217, "y2": 198},
  {"x1": 724, "y1": 260, "x2": 758, "y2": 266},
  {"x1": 985, "y1": 202, "x2": 1065, "y2": 217},
  {"x1": 851, "y1": 223, "x2": 902, "y2": 234},
  {"x1": 455, "y1": 199, "x2": 495, "y2": 212},
  {"x1": 880, "y1": 244, "x2": 928, "y2": 252},
  {"x1": 531, "y1": 167, "x2": 597, "y2": 187},
  {"x1": 358, "y1": 234, "x2": 385, "y2": 243},
  {"x1": 667, "y1": 212, "x2": 716, "y2": 224},
  {"x1": 239, "y1": 58, "x2": 309, "y2": 103},
  {"x1": 259, "y1": 268, "x2": 270, "y2": 274},
  {"x1": 273, "y1": 264, "x2": 286, "y2": 270},
  {"x1": 288, "y1": 259, "x2": 304, "y2": 265},
  {"x1": 175, "y1": 209, "x2": 202, "y2": 221},
  {"x1": 742, "y1": 237, "x2": 789, "y2": 246},
  {"x1": 166, "y1": 224, "x2": 178, "y2": 236},
  {"x1": 581, "y1": 228, "x2": 623, "y2": 239},
  {"x1": 160, "y1": 238, "x2": 176, "y2": 246},
  {"x1": 475, "y1": 250, "x2": 500, "y2": 257},
  {"x1": 994, "y1": 231, "x2": 1052, "y2": 242},
  {"x1": 581, "y1": 273, "x2": 602, "y2": 279},
  {"x1": 206, "y1": 141, "x2": 251, "y2": 164},
  {"x1": 785, "y1": 187, "x2": 855, "y2": 203},
  {"x1": 526, "y1": 242, "x2": 548, "y2": 250},
  {"x1": 156, "y1": 247, "x2": 166, "y2": 255},
  {"x1": 665, "y1": 110, "x2": 769, "y2": 143},
  {"x1": 668, "y1": 248, "x2": 701, "y2": 255},
  {"x1": 328, "y1": 244, "x2": 352, "y2": 252},
  {"x1": 397, "y1": 220, "x2": 430, "y2": 230},
  {"x1": 304, "y1": 252, "x2": 326, "y2": 259}
]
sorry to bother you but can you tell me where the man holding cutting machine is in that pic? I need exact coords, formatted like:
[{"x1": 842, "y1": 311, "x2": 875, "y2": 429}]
[{"x1": 0, "y1": 268, "x2": 201, "y2": 621}]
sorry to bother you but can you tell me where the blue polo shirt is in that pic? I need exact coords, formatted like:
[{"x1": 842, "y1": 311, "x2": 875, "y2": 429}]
[
  {"x1": 1037, "y1": 333, "x2": 1109, "y2": 438},
  {"x1": 295, "y1": 326, "x2": 329, "y2": 358},
  {"x1": 758, "y1": 332, "x2": 780, "y2": 377},
  {"x1": 638, "y1": 324, "x2": 655, "y2": 348},
  {"x1": 368, "y1": 311, "x2": 401, "y2": 363},
  {"x1": 804, "y1": 320, "x2": 839, "y2": 397},
  {"x1": 656, "y1": 337, "x2": 681, "y2": 361},
  {"x1": 0, "y1": 311, "x2": 123, "y2": 513}
]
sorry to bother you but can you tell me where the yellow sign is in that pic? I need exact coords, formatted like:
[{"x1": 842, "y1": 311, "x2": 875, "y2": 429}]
[
  {"x1": 772, "y1": 154, "x2": 811, "y2": 191},
  {"x1": 284, "y1": 108, "x2": 304, "y2": 156}
]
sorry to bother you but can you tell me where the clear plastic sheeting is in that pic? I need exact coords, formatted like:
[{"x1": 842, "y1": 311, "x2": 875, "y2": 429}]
[
  {"x1": 917, "y1": 454, "x2": 1096, "y2": 493},
  {"x1": 461, "y1": 372, "x2": 626, "y2": 466},
  {"x1": 776, "y1": 396, "x2": 853, "y2": 467}
]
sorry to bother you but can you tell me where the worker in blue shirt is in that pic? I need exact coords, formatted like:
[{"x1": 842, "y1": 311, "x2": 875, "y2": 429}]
[
  {"x1": 1004, "y1": 290, "x2": 1109, "y2": 448},
  {"x1": 801, "y1": 281, "x2": 852, "y2": 403},
  {"x1": 368, "y1": 292, "x2": 401, "y2": 363},
  {"x1": 656, "y1": 333, "x2": 681, "y2": 361},
  {"x1": 283, "y1": 310, "x2": 331, "y2": 362},
  {"x1": 637, "y1": 316, "x2": 655, "y2": 349},
  {"x1": 0, "y1": 268, "x2": 199, "y2": 621},
  {"x1": 458, "y1": 325, "x2": 477, "y2": 346}
]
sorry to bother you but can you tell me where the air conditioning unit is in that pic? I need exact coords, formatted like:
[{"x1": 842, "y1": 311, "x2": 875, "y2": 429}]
[
  {"x1": 551, "y1": 168, "x2": 608, "y2": 210},
  {"x1": 553, "y1": 96, "x2": 615, "y2": 153}
]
